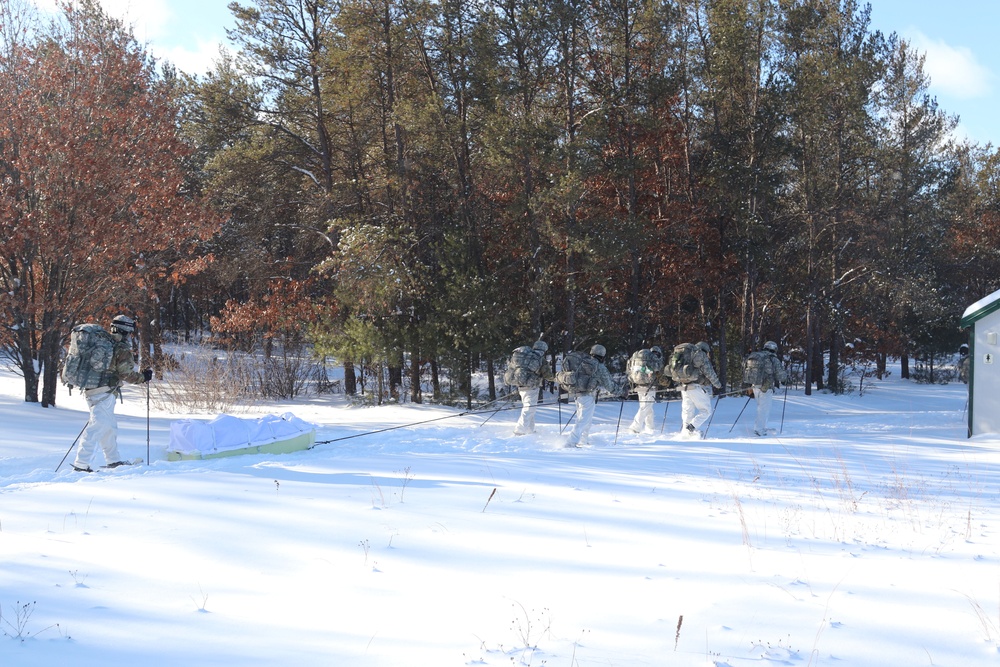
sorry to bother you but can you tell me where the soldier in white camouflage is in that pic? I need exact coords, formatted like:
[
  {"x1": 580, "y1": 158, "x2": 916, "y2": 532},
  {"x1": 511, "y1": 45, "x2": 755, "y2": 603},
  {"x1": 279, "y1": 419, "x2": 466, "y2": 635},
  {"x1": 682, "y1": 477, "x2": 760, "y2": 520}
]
[
  {"x1": 72, "y1": 315, "x2": 152, "y2": 472},
  {"x1": 743, "y1": 340, "x2": 787, "y2": 437},
  {"x1": 561, "y1": 344, "x2": 617, "y2": 448},
  {"x1": 666, "y1": 341, "x2": 721, "y2": 438},
  {"x1": 627, "y1": 346, "x2": 665, "y2": 435},
  {"x1": 506, "y1": 340, "x2": 555, "y2": 435}
]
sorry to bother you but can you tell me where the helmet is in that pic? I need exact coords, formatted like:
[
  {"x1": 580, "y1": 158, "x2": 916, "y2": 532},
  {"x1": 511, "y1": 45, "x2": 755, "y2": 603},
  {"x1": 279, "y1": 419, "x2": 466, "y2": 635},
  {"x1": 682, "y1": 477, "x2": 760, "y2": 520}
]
[
  {"x1": 651, "y1": 345, "x2": 662, "y2": 357},
  {"x1": 764, "y1": 341, "x2": 778, "y2": 353},
  {"x1": 532, "y1": 340, "x2": 548, "y2": 353},
  {"x1": 110, "y1": 314, "x2": 136, "y2": 335},
  {"x1": 696, "y1": 341, "x2": 710, "y2": 354},
  {"x1": 960, "y1": 343, "x2": 969, "y2": 355},
  {"x1": 589, "y1": 344, "x2": 606, "y2": 359}
]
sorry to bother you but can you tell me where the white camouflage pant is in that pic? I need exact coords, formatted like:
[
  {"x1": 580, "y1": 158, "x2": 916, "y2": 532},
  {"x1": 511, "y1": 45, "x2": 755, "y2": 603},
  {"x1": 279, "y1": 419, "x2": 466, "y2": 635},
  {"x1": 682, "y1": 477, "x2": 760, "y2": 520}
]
[
  {"x1": 753, "y1": 386, "x2": 775, "y2": 434},
  {"x1": 566, "y1": 394, "x2": 596, "y2": 447},
  {"x1": 514, "y1": 387, "x2": 541, "y2": 435},
  {"x1": 681, "y1": 383, "x2": 712, "y2": 431},
  {"x1": 629, "y1": 385, "x2": 657, "y2": 433},
  {"x1": 73, "y1": 387, "x2": 122, "y2": 468}
]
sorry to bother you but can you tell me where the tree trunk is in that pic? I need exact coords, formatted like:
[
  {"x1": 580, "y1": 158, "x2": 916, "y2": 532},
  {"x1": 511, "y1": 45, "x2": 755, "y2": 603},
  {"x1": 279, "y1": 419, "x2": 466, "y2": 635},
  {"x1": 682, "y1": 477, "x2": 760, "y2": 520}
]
[
  {"x1": 827, "y1": 328, "x2": 841, "y2": 393},
  {"x1": 487, "y1": 357, "x2": 496, "y2": 401},
  {"x1": 811, "y1": 323, "x2": 825, "y2": 391},
  {"x1": 717, "y1": 289, "x2": 728, "y2": 392},
  {"x1": 465, "y1": 350, "x2": 473, "y2": 411},
  {"x1": 17, "y1": 325, "x2": 39, "y2": 403},
  {"x1": 430, "y1": 358, "x2": 440, "y2": 402},
  {"x1": 344, "y1": 360, "x2": 357, "y2": 395},
  {"x1": 389, "y1": 357, "x2": 402, "y2": 401},
  {"x1": 410, "y1": 348, "x2": 421, "y2": 404},
  {"x1": 804, "y1": 306, "x2": 813, "y2": 396},
  {"x1": 628, "y1": 247, "x2": 642, "y2": 350},
  {"x1": 564, "y1": 250, "x2": 577, "y2": 353},
  {"x1": 40, "y1": 327, "x2": 61, "y2": 408}
]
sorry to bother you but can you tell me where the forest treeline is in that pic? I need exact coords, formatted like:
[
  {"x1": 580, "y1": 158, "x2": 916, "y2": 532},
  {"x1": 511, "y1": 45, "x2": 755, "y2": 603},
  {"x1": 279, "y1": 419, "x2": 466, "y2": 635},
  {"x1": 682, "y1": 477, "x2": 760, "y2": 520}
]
[{"x1": 2, "y1": 0, "x2": 999, "y2": 406}]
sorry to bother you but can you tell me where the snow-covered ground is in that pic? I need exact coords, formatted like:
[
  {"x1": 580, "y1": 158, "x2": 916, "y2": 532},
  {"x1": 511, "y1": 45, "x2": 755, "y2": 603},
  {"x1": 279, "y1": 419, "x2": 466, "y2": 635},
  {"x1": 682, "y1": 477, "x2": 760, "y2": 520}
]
[{"x1": 1, "y1": 362, "x2": 998, "y2": 666}]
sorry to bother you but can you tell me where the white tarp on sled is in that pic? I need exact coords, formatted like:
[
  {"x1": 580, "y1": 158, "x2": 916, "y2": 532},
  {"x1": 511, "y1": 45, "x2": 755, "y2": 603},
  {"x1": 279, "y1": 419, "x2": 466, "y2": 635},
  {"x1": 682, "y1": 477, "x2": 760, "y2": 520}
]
[{"x1": 167, "y1": 413, "x2": 317, "y2": 461}]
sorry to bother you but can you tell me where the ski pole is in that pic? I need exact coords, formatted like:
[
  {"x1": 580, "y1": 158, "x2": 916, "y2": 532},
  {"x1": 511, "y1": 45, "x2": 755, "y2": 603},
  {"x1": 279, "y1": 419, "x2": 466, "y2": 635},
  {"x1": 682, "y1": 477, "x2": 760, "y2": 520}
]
[
  {"x1": 478, "y1": 392, "x2": 519, "y2": 427},
  {"x1": 479, "y1": 401, "x2": 510, "y2": 427},
  {"x1": 56, "y1": 421, "x2": 89, "y2": 472},
  {"x1": 560, "y1": 401, "x2": 577, "y2": 434},
  {"x1": 557, "y1": 387, "x2": 563, "y2": 430},
  {"x1": 779, "y1": 383, "x2": 789, "y2": 434},
  {"x1": 613, "y1": 397, "x2": 626, "y2": 446},
  {"x1": 479, "y1": 392, "x2": 516, "y2": 412},
  {"x1": 660, "y1": 395, "x2": 669, "y2": 433},
  {"x1": 702, "y1": 394, "x2": 721, "y2": 438},
  {"x1": 729, "y1": 395, "x2": 753, "y2": 433}
]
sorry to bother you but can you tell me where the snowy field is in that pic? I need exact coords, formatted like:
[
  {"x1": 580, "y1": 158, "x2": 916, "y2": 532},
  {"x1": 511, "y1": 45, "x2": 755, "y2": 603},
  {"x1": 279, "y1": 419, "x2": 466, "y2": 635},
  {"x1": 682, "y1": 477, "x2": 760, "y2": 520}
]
[{"x1": 1, "y1": 362, "x2": 998, "y2": 667}]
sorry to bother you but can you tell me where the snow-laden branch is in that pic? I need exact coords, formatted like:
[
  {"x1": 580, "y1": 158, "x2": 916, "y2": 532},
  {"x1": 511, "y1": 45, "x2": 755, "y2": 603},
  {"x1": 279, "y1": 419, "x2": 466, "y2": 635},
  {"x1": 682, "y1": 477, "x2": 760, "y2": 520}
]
[{"x1": 290, "y1": 165, "x2": 320, "y2": 187}]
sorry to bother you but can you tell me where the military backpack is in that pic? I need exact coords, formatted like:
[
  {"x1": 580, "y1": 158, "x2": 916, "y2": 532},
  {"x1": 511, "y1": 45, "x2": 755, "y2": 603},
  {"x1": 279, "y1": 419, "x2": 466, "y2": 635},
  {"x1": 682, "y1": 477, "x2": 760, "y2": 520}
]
[
  {"x1": 627, "y1": 348, "x2": 663, "y2": 386},
  {"x1": 503, "y1": 346, "x2": 545, "y2": 387},
  {"x1": 742, "y1": 350, "x2": 772, "y2": 386},
  {"x1": 60, "y1": 323, "x2": 117, "y2": 390},
  {"x1": 668, "y1": 343, "x2": 699, "y2": 384},
  {"x1": 556, "y1": 351, "x2": 600, "y2": 392}
]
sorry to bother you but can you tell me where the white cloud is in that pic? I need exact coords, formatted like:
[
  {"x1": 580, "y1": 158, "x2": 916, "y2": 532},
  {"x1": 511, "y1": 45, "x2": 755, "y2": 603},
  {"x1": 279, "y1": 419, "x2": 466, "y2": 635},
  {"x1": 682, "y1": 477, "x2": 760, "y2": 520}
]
[
  {"x1": 907, "y1": 29, "x2": 994, "y2": 100},
  {"x1": 28, "y1": 0, "x2": 225, "y2": 75},
  {"x1": 162, "y1": 40, "x2": 230, "y2": 76},
  {"x1": 29, "y1": 0, "x2": 171, "y2": 42},
  {"x1": 99, "y1": 0, "x2": 172, "y2": 43}
]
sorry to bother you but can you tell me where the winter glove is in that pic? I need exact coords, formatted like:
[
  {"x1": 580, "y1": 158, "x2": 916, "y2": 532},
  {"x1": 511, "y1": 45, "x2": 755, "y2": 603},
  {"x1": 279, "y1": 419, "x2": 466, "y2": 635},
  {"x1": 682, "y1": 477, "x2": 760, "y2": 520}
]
[
  {"x1": 746, "y1": 387, "x2": 755, "y2": 398},
  {"x1": 712, "y1": 385, "x2": 724, "y2": 396},
  {"x1": 142, "y1": 368, "x2": 153, "y2": 383}
]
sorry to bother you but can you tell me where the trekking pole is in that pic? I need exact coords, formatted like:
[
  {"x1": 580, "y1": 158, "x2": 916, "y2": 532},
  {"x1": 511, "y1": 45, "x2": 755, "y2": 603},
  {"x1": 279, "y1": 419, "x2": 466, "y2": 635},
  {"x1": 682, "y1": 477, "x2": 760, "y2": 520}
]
[
  {"x1": 560, "y1": 397, "x2": 578, "y2": 434},
  {"x1": 479, "y1": 392, "x2": 514, "y2": 427},
  {"x1": 729, "y1": 395, "x2": 753, "y2": 433},
  {"x1": 702, "y1": 394, "x2": 722, "y2": 438},
  {"x1": 779, "y1": 383, "x2": 789, "y2": 434},
  {"x1": 479, "y1": 407, "x2": 504, "y2": 427},
  {"x1": 613, "y1": 395, "x2": 626, "y2": 446},
  {"x1": 660, "y1": 395, "x2": 669, "y2": 433},
  {"x1": 479, "y1": 394, "x2": 517, "y2": 427},
  {"x1": 557, "y1": 387, "x2": 563, "y2": 430},
  {"x1": 56, "y1": 421, "x2": 89, "y2": 472}
]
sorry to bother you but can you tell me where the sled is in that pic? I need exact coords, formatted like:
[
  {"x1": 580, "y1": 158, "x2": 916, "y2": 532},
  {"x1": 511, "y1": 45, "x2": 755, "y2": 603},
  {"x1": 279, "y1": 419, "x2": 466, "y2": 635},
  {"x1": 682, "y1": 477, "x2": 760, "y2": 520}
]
[{"x1": 167, "y1": 413, "x2": 316, "y2": 461}]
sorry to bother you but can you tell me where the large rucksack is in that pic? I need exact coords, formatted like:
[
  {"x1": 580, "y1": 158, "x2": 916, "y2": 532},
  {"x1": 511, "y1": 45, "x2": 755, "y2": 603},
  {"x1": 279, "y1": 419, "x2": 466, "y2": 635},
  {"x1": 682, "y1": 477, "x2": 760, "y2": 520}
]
[
  {"x1": 61, "y1": 323, "x2": 117, "y2": 390},
  {"x1": 668, "y1": 343, "x2": 699, "y2": 384},
  {"x1": 503, "y1": 346, "x2": 545, "y2": 387},
  {"x1": 627, "y1": 349, "x2": 663, "y2": 386},
  {"x1": 742, "y1": 350, "x2": 771, "y2": 386},
  {"x1": 556, "y1": 351, "x2": 600, "y2": 392}
]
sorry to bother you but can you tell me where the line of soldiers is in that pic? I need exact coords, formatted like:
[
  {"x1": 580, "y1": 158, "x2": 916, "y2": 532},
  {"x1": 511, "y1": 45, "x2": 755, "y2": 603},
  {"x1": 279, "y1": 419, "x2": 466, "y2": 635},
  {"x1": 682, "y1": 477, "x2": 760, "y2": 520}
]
[{"x1": 504, "y1": 339, "x2": 786, "y2": 447}]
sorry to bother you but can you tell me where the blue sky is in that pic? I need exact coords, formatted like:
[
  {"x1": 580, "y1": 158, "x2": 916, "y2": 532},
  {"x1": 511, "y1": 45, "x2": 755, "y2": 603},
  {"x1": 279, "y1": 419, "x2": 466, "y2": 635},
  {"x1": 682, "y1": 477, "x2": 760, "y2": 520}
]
[
  {"x1": 867, "y1": 0, "x2": 999, "y2": 146},
  {"x1": 30, "y1": 0, "x2": 1000, "y2": 147}
]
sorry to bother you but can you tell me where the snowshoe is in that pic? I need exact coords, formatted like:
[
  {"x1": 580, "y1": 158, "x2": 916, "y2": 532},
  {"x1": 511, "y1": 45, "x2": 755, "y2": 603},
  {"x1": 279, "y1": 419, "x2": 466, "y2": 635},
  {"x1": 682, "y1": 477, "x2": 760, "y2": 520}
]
[{"x1": 101, "y1": 458, "x2": 143, "y2": 469}]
